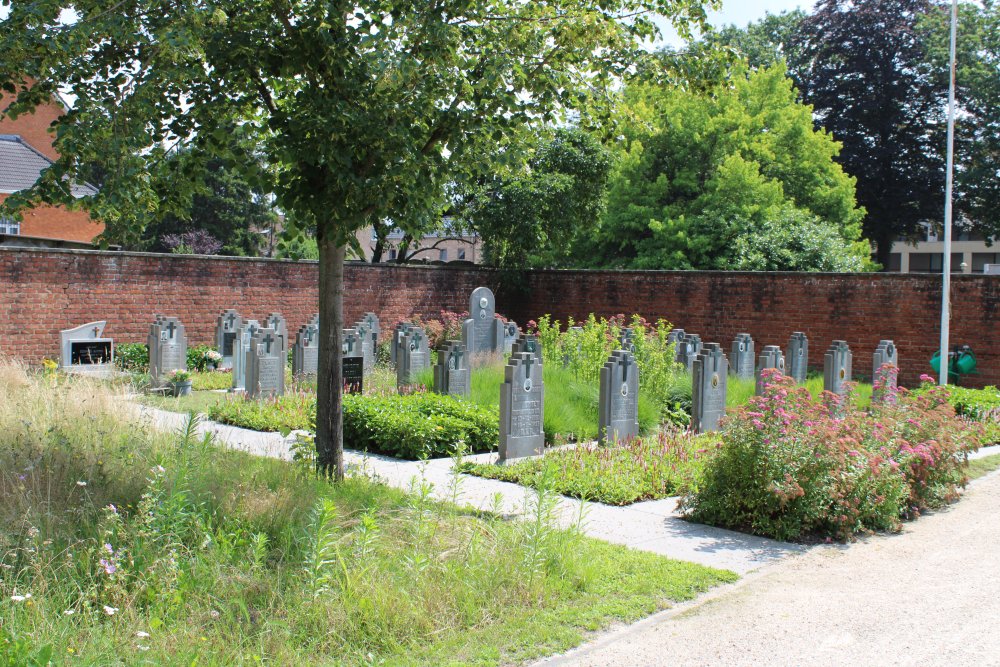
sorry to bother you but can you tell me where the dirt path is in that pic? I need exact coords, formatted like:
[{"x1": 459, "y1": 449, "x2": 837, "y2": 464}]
[{"x1": 540, "y1": 469, "x2": 1000, "y2": 667}]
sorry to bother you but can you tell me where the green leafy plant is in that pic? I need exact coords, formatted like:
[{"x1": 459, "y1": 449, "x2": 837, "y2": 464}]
[
  {"x1": 186, "y1": 344, "x2": 218, "y2": 372},
  {"x1": 167, "y1": 369, "x2": 191, "y2": 383},
  {"x1": 114, "y1": 342, "x2": 149, "y2": 373}
]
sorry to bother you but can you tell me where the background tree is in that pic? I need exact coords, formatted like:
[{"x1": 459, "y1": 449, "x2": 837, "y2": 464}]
[
  {"x1": 0, "y1": 0, "x2": 713, "y2": 479},
  {"x1": 459, "y1": 127, "x2": 612, "y2": 270},
  {"x1": 584, "y1": 63, "x2": 867, "y2": 270}
]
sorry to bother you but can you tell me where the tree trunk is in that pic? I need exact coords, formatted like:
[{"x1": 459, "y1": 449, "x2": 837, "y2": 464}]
[
  {"x1": 371, "y1": 236, "x2": 384, "y2": 263},
  {"x1": 874, "y1": 229, "x2": 895, "y2": 271},
  {"x1": 396, "y1": 233, "x2": 413, "y2": 263},
  {"x1": 316, "y1": 232, "x2": 346, "y2": 480}
]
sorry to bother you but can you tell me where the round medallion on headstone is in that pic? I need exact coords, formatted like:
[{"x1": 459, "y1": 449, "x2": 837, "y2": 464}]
[
  {"x1": 621, "y1": 383, "x2": 628, "y2": 397},
  {"x1": 887, "y1": 344, "x2": 895, "y2": 358},
  {"x1": 449, "y1": 357, "x2": 457, "y2": 370},
  {"x1": 739, "y1": 342, "x2": 746, "y2": 352},
  {"x1": 523, "y1": 378, "x2": 533, "y2": 392},
  {"x1": 410, "y1": 342, "x2": 417, "y2": 352},
  {"x1": 712, "y1": 373, "x2": 719, "y2": 389},
  {"x1": 341, "y1": 342, "x2": 348, "y2": 353},
  {"x1": 479, "y1": 297, "x2": 489, "y2": 309},
  {"x1": 628, "y1": 344, "x2": 636, "y2": 353},
  {"x1": 839, "y1": 367, "x2": 846, "y2": 380},
  {"x1": 778, "y1": 359, "x2": 785, "y2": 370},
  {"x1": 798, "y1": 348, "x2": 804, "y2": 357},
  {"x1": 507, "y1": 323, "x2": 516, "y2": 336}
]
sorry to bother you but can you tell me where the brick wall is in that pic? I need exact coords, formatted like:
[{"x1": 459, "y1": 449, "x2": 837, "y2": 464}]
[{"x1": 1, "y1": 248, "x2": 996, "y2": 388}]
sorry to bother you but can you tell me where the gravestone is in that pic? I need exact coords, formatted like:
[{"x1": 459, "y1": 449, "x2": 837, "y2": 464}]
[
  {"x1": 461, "y1": 286, "x2": 505, "y2": 360},
  {"x1": 668, "y1": 328, "x2": 686, "y2": 363},
  {"x1": 499, "y1": 352, "x2": 545, "y2": 462},
  {"x1": 729, "y1": 333, "x2": 755, "y2": 379},
  {"x1": 231, "y1": 319, "x2": 261, "y2": 391},
  {"x1": 510, "y1": 333, "x2": 542, "y2": 362},
  {"x1": 598, "y1": 350, "x2": 640, "y2": 445},
  {"x1": 390, "y1": 322, "x2": 415, "y2": 365},
  {"x1": 353, "y1": 319, "x2": 375, "y2": 372},
  {"x1": 265, "y1": 313, "x2": 289, "y2": 355},
  {"x1": 362, "y1": 312, "x2": 381, "y2": 348},
  {"x1": 342, "y1": 328, "x2": 364, "y2": 393},
  {"x1": 620, "y1": 327, "x2": 637, "y2": 354},
  {"x1": 823, "y1": 340, "x2": 853, "y2": 397},
  {"x1": 59, "y1": 321, "x2": 114, "y2": 376},
  {"x1": 755, "y1": 345, "x2": 786, "y2": 396},
  {"x1": 245, "y1": 327, "x2": 285, "y2": 399},
  {"x1": 292, "y1": 317, "x2": 320, "y2": 377},
  {"x1": 148, "y1": 316, "x2": 187, "y2": 387},
  {"x1": 678, "y1": 333, "x2": 703, "y2": 372},
  {"x1": 215, "y1": 309, "x2": 242, "y2": 370},
  {"x1": 787, "y1": 332, "x2": 809, "y2": 384},
  {"x1": 502, "y1": 321, "x2": 520, "y2": 354},
  {"x1": 692, "y1": 343, "x2": 728, "y2": 433},
  {"x1": 433, "y1": 341, "x2": 471, "y2": 397},
  {"x1": 396, "y1": 327, "x2": 430, "y2": 386},
  {"x1": 872, "y1": 339, "x2": 899, "y2": 403}
]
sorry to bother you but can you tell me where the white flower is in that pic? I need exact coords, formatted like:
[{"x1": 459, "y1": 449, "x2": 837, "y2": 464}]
[
  {"x1": 64, "y1": 609, "x2": 75, "y2": 615},
  {"x1": 11, "y1": 593, "x2": 32, "y2": 602},
  {"x1": 210, "y1": 609, "x2": 220, "y2": 619},
  {"x1": 76, "y1": 480, "x2": 87, "y2": 487},
  {"x1": 137, "y1": 645, "x2": 150, "y2": 652},
  {"x1": 136, "y1": 631, "x2": 150, "y2": 638},
  {"x1": 103, "y1": 605, "x2": 118, "y2": 616}
]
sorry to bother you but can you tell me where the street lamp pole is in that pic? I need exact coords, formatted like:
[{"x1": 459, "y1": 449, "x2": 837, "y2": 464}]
[{"x1": 938, "y1": 0, "x2": 959, "y2": 386}]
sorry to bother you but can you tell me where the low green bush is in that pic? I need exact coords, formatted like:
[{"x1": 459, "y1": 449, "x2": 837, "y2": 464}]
[
  {"x1": 187, "y1": 344, "x2": 217, "y2": 372},
  {"x1": 114, "y1": 342, "x2": 148, "y2": 373},
  {"x1": 461, "y1": 430, "x2": 716, "y2": 505},
  {"x1": 681, "y1": 373, "x2": 984, "y2": 541},
  {"x1": 208, "y1": 391, "x2": 314, "y2": 434},
  {"x1": 915, "y1": 383, "x2": 999, "y2": 444},
  {"x1": 343, "y1": 392, "x2": 499, "y2": 458},
  {"x1": 191, "y1": 370, "x2": 233, "y2": 391}
]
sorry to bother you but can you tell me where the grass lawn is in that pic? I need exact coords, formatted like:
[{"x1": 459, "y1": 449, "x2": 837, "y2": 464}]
[
  {"x1": 140, "y1": 389, "x2": 229, "y2": 415},
  {"x1": 968, "y1": 453, "x2": 1000, "y2": 481},
  {"x1": 1, "y1": 362, "x2": 735, "y2": 665}
]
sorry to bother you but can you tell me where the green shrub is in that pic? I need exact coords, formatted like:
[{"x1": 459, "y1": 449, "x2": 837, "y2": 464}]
[
  {"x1": 192, "y1": 370, "x2": 233, "y2": 391},
  {"x1": 187, "y1": 344, "x2": 217, "y2": 372},
  {"x1": 208, "y1": 391, "x2": 314, "y2": 434},
  {"x1": 462, "y1": 430, "x2": 716, "y2": 505},
  {"x1": 681, "y1": 373, "x2": 983, "y2": 541},
  {"x1": 114, "y1": 342, "x2": 148, "y2": 372},
  {"x1": 343, "y1": 392, "x2": 499, "y2": 458}
]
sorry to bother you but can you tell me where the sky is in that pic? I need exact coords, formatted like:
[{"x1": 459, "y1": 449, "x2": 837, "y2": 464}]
[{"x1": 655, "y1": 0, "x2": 812, "y2": 48}]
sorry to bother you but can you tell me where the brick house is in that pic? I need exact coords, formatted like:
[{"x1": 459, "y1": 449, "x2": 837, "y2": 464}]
[{"x1": 0, "y1": 89, "x2": 103, "y2": 244}]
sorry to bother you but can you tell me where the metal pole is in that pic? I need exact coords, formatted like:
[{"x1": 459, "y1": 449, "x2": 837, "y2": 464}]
[{"x1": 939, "y1": 0, "x2": 958, "y2": 386}]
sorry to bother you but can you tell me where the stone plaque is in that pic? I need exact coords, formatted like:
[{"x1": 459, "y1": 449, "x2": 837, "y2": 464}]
[
  {"x1": 823, "y1": 340, "x2": 853, "y2": 397},
  {"x1": 730, "y1": 333, "x2": 755, "y2": 379},
  {"x1": 692, "y1": 343, "x2": 728, "y2": 433},
  {"x1": 499, "y1": 352, "x2": 545, "y2": 462},
  {"x1": 343, "y1": 357, "x2": 364, "y2": 394},
  {"x1": 598, "y1": 349, "x2": 640, "y2": 445},
  {"x1": 787, "y1": 332, "x2": 809, "y2": 384},
  {"x1": 756, "y1": 345, "x2": 785, "y2": 396},
  {"x1": 59, "y1": 321, "x2": 114, "y2": 376}
]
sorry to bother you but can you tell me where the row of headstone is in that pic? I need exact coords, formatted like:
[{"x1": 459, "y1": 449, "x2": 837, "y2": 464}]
[{"x1": 148, "y1": 315, "x2": 187, "y2": 387}]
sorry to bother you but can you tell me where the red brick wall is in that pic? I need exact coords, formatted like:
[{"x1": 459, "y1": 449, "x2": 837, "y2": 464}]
[{"x1": 0, "y1": 248, "x2": 996, "y2": 388}]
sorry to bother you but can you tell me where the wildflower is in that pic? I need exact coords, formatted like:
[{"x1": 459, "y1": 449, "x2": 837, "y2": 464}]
[
  {"x1": 210, "y1": 609, "x2": 220, "y2": 619},
  {"x1": 136, "y1": 631, "x2": 150, "y2": 638},
  {"x1": 11, "y1": 593, "x2": 32, "y2": 602},
  {"x1": 107, "y1": 504, "x2": 118, "y2": 514},
  {"x1": 99, "y1": 558, "x2": 117, "y2": 575},
  {"x1": 137, "y1": 645, "x2": 150, "y2": 652},
  {"x1": 103, "y1": 605, "x2": 118, "y2": 616},
  {"x1": 76, "y1": 480, "x2": 88, "y2": 487},
  {"x1": 64, "y1": 609, "x2": 75, "y2": 615}
]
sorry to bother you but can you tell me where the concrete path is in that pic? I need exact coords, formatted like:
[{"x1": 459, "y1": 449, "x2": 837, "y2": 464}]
[
  {"x1": 537, "y1": 466, "x2": 1000, "y2": 667},
  {"x1": 134, "y1": 404, "x2": 807, "y2": 574}
]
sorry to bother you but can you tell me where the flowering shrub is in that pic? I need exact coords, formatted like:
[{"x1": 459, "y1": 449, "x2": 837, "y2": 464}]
[
  {"x1": 681, "y1": 371, "x2": 983, "y2": 541},
  {"x1": 410, "y1": 310, "x2": 470, "y2": 349},
  {"x1": 167, "y1": 369, "x2": 191, "y2": 383}
]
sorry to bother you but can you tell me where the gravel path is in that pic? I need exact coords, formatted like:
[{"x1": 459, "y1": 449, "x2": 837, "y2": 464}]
[{"x1": 538, "y1": 467, "x2": 1000, "y2": 667}]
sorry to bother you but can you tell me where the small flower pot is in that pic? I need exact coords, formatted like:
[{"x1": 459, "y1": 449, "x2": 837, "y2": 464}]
[
  {"x1": 171, "y1": 380, "x2": 193, "y2": 397},
  {"x1": 206, "y1": 362, "x2": 218, "y2": 371}
]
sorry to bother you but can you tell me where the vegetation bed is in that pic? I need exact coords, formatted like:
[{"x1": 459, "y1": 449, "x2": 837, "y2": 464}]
[{"x1": 0, "y1": 362, "x2": 736, "y2": 666}]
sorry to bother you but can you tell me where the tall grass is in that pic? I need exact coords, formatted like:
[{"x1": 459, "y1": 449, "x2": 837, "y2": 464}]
[{"x1": 0, "y1": 360, "x2": 734, "y2": 665}]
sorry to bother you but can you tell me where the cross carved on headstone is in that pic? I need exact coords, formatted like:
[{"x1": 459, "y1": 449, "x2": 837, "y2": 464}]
[
  {"x1": 411, "y1": 330, "x2": 423, "y2": 348},
  {"x1": 451, "y1": 347, "x2": 464, "y2": 367},
  {"x1": 523, "y1": 354, "x2": 535, "y2": 379},
  {"x1": 226, "y1": 312, "x2": 237, "y2": 330},
  {"x1": 92, "y1": 326, "x2": 100, "y2": 338},
  {"x1": 165, "y1": 321, "x2": 177, "y2": 340},
  {"x1": 620, "y1": 353, "x2": 631, "y2": 382},
  {"x1": 344, "y1": 331, "x2": 357, "y2": 354},
  {"x1": 249, "y1": 323, "x2": 258, "y2": 336},
  {"x1": 262, "y1": 333, "x2": 275, "y2": 355},
  {"x1": 305, "y1": 325, "x2": 317, "y2": 344}
]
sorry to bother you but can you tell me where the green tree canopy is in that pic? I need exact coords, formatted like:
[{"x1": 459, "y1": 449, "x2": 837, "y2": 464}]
[
  {"x1": 585, "y1": 62, "x2": 868, "y2": 271},
  {"x1": 0, "y1": 0, "x2": 713, "y2": 478}
]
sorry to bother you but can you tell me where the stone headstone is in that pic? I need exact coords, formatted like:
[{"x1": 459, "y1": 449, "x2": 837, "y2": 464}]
[
  {"x1": 668, "y1": 328, "x2": 686, "y2": 363},
  {"x1": 265, "y1": 313, "x2": 289, "y2": 355},
  {"x1": 756, "y1": 345, "x2": 785, "y2": 396},
  {"x1": 292, "y1": 315, "x2": 320, "y2": 377},
  {"x1": 729, "y1": 333, "x2": 755, "y2": 379},
  {"x1": 510, "y1": 333, "x2": 542, "y2": 362},
  {"x1": 502, "y1": 321, "x2": 520, "y2": 354},
  {"x1": 598, "y1": 349, "x2": 640, "y2": 445},
  {"x1": 396, "y1": 327, "x2": 430, "y2": 387},
  {"x1": 499, "y1": 352, "x2": 545, "y2": 462},
  {"x1": 433, "y1": 341, "x2": 471, "y2": 397},
  {"x1": 353, "y1": 319, "x2": 376, "y2": 372},
  {"x1": 692, "y1": 343, "x2": 728, "y2": 433},
  {"x1": 678, "y1": 333, "x2": 703, "y2": 372},
  {"x1": 462, "y1": 286, "x2": 505, "y2": 360},
  {"x1": 342, "y1": 328, "x2": 364, "y2": 393},
  {"x1": 823, "y1": 340, "x2": 853, "y2": 397},
  {"x1": 390, "y1": 322, "x2": 415, "y2": 365},
  {"x1": 362, "y1": 312, "x2": 380, "y2": 344},
  {"x1": 215, "y1": 309, "x2": 242, "y2": 370},
  {"x1": 148, "y1": 316, "x2": 187, "y2": 387},
  {"x1": 245, "y1": 327, "x2": 285, "y2": 399},
  {"x1": 59, "y1": 321, "x2": 114, "y2": 376},
  {"x1": 872, "y1": 339, "x2": 899, "y2": 403},
  {"x1": 231, "y1": 319, "x2": 261, "y2": 391},
  {"x1": 787, "y1": 332, "x2": 809, "y2": 384}
]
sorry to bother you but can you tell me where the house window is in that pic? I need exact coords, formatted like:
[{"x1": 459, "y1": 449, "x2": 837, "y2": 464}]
[
  {"x1": 0, "y1": 216, "x2": 20, "y2": 235},
  {"x1": 439, "y1": 249, "x2": 447, "y2": 261},
  {"x1": 388, "y1": 248, "x2": 397, "y2": 261},
  {"x1": 457, "y1": 248, "x2": 466, "y2": 260}
]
